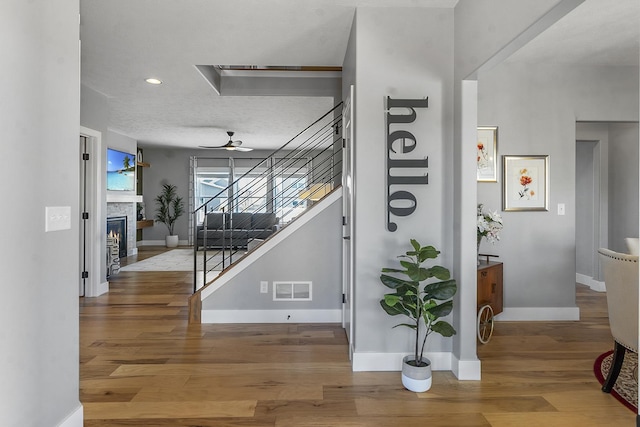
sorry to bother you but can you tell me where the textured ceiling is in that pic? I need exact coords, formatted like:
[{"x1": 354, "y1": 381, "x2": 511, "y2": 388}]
[
  {"x1": 79, "y1": 0, "x2": 638, "y2": 150},
  {"x1": 508, "y1": 0, "x2": 639, "y2": 66}
]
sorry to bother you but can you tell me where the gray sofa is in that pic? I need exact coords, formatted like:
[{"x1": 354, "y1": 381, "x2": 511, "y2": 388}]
[{"x1": 196, "y1": 212, "x2": 279, "y2": 249}]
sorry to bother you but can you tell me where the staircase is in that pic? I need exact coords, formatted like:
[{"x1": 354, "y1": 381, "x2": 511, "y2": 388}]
[{"x1": 188, "y1": 103, "x2": 343, "y2": 323}]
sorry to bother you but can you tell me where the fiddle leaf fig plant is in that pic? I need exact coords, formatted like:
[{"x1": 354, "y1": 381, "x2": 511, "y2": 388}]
[{"x1": 380, "y1": 239, "x2": 457, "y2": 367}]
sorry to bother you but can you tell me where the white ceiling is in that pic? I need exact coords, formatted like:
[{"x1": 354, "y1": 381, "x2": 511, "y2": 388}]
[{"x1": 79, "y1": 0, "x2": 639, "y2": 150}]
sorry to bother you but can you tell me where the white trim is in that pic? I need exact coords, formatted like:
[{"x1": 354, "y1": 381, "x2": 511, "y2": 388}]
[
  {"x1": 201, "y1": 309, "x2": 341, "y2": 324},
  {"x1": 495, "y1": 306, "x2": 580, "y2": 321},
  {"x1": 352, "y1": 351, "x2": 452, "y2": 372},
  {"x1": 451, "y1": 354, "x2": 482, "y2": 380},
  {"x1": 95, "y1": 281, "x2": 109, "y2": 297},
  {"x1": 57, "y1": 405, "x2": 83, "y2": 427},
  {"x1": 199, "y1": 191, "x2": 342, "y2": 301},
  {"x1": 576, "y1": 273, "x2": 606, "y2": 292}
]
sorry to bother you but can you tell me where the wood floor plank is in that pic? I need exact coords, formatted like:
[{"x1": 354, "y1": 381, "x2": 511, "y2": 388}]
[
  {"x1": 79, "y1": 248, "x2": 636, "y2": 425},
  {"x1": 83, "y1": 400, "x2": 257, "y2": 419},
  {"x1": 355, "y1": 396, "x2": 558, "y2": 415}
]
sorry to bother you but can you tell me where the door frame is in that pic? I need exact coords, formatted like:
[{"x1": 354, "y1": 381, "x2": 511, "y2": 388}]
[
  {"x1": 80, "y1": 126, "x2": 107, "y2": 297},
  {"x1": 342, "y1": 85, "x2": 355, "y2": 358}
]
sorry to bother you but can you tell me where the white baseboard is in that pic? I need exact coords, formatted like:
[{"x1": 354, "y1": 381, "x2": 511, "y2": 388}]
[
  {"x1": 201, "y1": 309, "x2": 342, "y2": 324},
  {"x1": 576, "y1": 273, "x2": 606, "y2": 292},
  {"x1": 85, "y1": 280, "x2": 109, "y2": 298},
  {"x1": 495, "y1": 306, "x2": 580, "y2": 321},
  {"x1": 57, "y1": 404, "x2": 83, "y2": 427},
  {"x1": 96, "y1": 281, "x2": 109, "y2": 296},
  {"x1": 352, "y1": 351, "x2": 452, "y2": 372},
  {"x1": 451, "y1": 354, "x2": 482, "y2": 380}
]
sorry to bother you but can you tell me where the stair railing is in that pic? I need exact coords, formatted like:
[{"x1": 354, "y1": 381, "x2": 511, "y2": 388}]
[{"x1": 192, "y1": 103, "x2": 343, "y2": 292}]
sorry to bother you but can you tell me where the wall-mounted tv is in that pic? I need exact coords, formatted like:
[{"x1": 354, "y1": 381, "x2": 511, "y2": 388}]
[{"x1": 106, "y1": 148, "x2": 136, "y2": 191}]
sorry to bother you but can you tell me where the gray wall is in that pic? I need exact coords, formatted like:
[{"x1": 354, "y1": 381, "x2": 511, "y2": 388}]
[
  {"x1": 203, "y1": 196, "x2": 342, "y2": 311},
  {"x1": 350, "y1": 7, "x2": 455, "y2": 355},
  {"x1": 575, "y1": 140, "x2": 597, "y2": 277},
  {"x1": 1, "y1": 0, "x2": 81, "y2": 425},
  {"x1": 478, "y1": 62, "x2": 639, "y2": 309},
  {"x1": 608, "y1": 123, "x2": 640, "y2": 252}
]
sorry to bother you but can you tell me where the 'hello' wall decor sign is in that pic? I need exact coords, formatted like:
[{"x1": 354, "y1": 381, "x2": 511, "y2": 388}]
[{"x1": 386, "y1": 96, "x2": 429, "y2": 232}]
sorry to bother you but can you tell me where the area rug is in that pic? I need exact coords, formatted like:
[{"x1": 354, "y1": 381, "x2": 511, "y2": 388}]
[
  {"x1": 120, "y1": 249, "x2": 229, "y2": 272},
  {"x1": 593, "y1": 350, "x2": 638, "y2": 413}
]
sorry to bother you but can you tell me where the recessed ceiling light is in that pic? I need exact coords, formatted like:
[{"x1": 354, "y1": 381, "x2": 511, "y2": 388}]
[{"x1": 145, "y1": 78, "x2": 162, "y2": 85}]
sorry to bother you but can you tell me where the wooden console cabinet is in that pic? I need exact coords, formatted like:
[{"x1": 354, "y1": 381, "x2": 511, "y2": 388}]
[{"x1": 477, "y1": 261, "x2": 503, "y2": 316}]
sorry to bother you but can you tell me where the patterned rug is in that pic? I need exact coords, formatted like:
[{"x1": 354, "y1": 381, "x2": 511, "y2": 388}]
[
  {"x1": 593, "y1": 350, "x2": 638, "y2": 413},
  {"x1": 120, "y1": 249, "x2": 229, "y2": 272}
]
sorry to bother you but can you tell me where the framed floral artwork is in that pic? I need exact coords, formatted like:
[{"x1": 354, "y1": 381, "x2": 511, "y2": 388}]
[
  {"x1": 502, "y1": 155, "x2": 549, "y2": 211},
  {"x1": 477, "y1": 126, "x2": 498, "y2": 182}
]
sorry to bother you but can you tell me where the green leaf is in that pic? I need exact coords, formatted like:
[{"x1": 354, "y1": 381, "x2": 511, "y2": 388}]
[
  {"x1": 410, "y1": 239, "x2": 421, "y2": 251},
  {"x1": 380, "y1": 300, "x2": 410, "y2": 317},
  {"x1": 431, "y1": 321, "x2": 457, "y2": 337},
  {"x1": 424, "y1": 280, "x2": 457, "y2": 300},
  {"x1": 384, "y1": 294, "x2": 400, "y2": 306},
  {"x1": 428, "y1": 265, "x2": 451, "y2": 280},
  {"x1": 392, "y1": 323, "x2": 417, "y2": 330},
  {"x1": 381, "y1": 268, "x2": 404, "y2": 273},
  {"x1": 418, "y1": 246, "x2": 439, "y2": 262},
  {"x1": 424, "y1": 300, "x2": 453, "y2": 318},
  {"x1": 400, "y1": 260, "x2": 415, "y2": 270},
  {"x1": 380, "y1": 274, "x2": 412, "y2": 289}
]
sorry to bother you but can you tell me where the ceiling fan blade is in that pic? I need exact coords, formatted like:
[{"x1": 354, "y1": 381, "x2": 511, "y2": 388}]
[
  {"x1": 233, "y1": 146, "x2": 253, "y2": 152},
  {"x1": 199, "y1": 145, "x2": 227, "y2": 149},
  {"x1": 230, "y1": 140, "x2": 243, "y2": 147}
]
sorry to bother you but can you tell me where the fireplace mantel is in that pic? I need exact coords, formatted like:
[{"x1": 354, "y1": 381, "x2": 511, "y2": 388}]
[{"x1": 107, "y1": 193, "x2": 143, "y2": 203}]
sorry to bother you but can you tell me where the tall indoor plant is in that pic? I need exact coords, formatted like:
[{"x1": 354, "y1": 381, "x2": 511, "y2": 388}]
[
  {"x1": 154, "y1": 183, "x2": 184, "y2": 248},
  {"x1": 379, "y1": 239, "x2": 457, "y2": 392}
]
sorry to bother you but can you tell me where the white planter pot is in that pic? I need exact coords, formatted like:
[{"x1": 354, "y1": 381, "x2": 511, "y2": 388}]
[
  {"x1": 165, "y1": 235, "x2": 179, "y2": 248},
  {"x1": 401, "y1": 355, "x2": 432, "y2": 392}
]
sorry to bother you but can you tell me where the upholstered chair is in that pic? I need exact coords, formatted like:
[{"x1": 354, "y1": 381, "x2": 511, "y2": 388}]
[
  {"x1": 597, "y1": 248, "x2": 639, "y2": 393},
  {"x1": 625, "y1": 237, "x2": 639, "y2": 255}
]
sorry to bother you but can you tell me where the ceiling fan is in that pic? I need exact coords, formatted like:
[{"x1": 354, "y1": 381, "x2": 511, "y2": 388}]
[{"x1": 200, "y1": 131, "x2": 253, "y2": 151}]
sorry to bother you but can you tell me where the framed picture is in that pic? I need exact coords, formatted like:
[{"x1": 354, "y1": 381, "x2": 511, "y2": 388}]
[
  {"x1": 502, "y1": 155, "x2": 549, "y2": 211},
  {"x1": 477, "y1": 126, "x2": 498, "y2": 182}
]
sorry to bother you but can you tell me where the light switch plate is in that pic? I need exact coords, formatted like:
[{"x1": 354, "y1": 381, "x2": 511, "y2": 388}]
[
  {"x1": 557, "y1": 203, "x2": 565, "y2": 216},
  {"x1": 46, "y1": 206, "x2": 71, "y2": 232},
  {"x1": 260, "y1": 281, "x2": 269, "y2": 293}
]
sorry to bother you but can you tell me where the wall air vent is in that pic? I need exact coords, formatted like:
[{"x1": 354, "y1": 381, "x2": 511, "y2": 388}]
[{"x1": 273, "y1": 281, "x2": 312, "y2": 301}]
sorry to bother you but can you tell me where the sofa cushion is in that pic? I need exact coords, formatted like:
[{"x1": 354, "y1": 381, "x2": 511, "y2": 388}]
[
  {"x1": 229, "y1": 212, "x2": 252, "y2": 230},
  {"x1": 204, "y1": 212, "x2": 227, "y2": 229},
  {"x1": 252, "y1": 212, "x2": 277, "y2": 229}
]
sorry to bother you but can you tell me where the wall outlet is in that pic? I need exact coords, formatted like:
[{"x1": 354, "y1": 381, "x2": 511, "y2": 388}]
[{"x1": 260, "y1": 281, "x2": 269, "y2": 293}]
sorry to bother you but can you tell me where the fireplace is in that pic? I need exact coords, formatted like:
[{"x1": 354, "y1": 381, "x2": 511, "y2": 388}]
[{"x1": 107, "y1": 216, "x2": 128, "y2": 258}]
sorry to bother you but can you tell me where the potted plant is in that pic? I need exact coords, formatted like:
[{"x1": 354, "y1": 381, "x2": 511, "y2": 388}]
[
  {"x1": 379, "y1": 239, "x2": 457, "y2": 392},
  {"x1": 477, "y1": 204, "x2": 503, "y2": 263},
  {"x1": 154, "y1": 183, "x2": 184, "y2": 248}
]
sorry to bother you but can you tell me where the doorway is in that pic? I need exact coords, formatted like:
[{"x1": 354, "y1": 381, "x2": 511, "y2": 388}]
[
  {"x1": 575, "y1": 138, "x2": 605, "y2": 290},
  {"x1": 80, "y1": 127, "x2": 107, "y2": 297}
]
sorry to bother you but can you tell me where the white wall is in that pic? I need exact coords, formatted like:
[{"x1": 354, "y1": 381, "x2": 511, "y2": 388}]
[
  {"x1": 478, "y1": 62, "x2": 639, "y2": 313},
  {"x1": 1, "y1": 0, "x2": 82, "y2": 425},
  {"x1": 349, "y1": 7, "x2": 455, "y2": 366}
]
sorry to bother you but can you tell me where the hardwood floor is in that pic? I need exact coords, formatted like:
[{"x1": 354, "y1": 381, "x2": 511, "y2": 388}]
[{"x1": 80, "y1": 247, "x2": 635, "y2": 426}]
